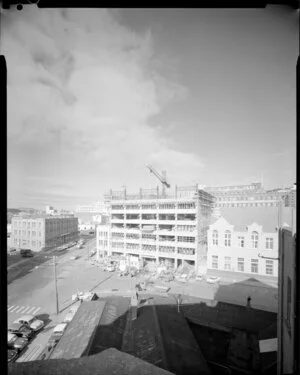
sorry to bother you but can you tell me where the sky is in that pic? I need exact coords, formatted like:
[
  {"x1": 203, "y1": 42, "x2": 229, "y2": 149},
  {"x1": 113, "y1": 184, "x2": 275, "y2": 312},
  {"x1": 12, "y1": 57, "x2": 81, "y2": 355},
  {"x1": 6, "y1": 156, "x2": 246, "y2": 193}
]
[{"x1": 2, "y1": 6, "x2": 297, "y2": 210}]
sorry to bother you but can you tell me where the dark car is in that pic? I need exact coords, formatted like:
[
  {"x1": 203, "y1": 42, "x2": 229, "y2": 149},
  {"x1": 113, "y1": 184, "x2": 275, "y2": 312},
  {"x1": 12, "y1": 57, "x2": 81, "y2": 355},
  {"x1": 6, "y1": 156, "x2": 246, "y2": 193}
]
[
  {"x1": 8, "y1": 332, "x2": 28, "y2": 352},
  {"x1": 8, "y1": 322, "x2": 35, "y2": 340},
  {"x1": 20, "y1": 249, "x2": 34, "y2": 257},
  {"x1": 8, "y1": 349, "x2": 18, "y2": 363}
]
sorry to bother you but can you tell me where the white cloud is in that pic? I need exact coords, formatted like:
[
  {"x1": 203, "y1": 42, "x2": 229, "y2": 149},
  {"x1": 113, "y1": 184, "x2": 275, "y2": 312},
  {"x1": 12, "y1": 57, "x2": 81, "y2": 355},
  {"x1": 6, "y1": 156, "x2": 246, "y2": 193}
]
[{"x1": 3, "y1": 7, "x2": 203, "y2": 206}]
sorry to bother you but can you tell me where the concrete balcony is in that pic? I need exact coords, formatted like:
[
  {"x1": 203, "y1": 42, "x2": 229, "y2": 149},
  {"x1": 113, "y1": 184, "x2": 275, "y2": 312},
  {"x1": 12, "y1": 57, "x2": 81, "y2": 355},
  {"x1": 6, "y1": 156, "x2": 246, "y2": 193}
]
[
  {"x1": 111, "y1": 218, "x2": 125, "y2": 223},
  {"x1": 176, "y1": 220, "x2": 197, "y2": 225},
  {"x1": 157, "y1": 240, "x2": 176, "y2": 247},
  {"x1": 176, "y1": 252, "x2": 196, "y2": 259},
  {"x1": 140, "y1": 250, "x2": 157, "y2": 257},
  {"x1": 111, "y1": 237, "x2": 125, "y2": 242},
  {"x1": 124, "y1": 209, "x2": 141, "y2": 214},
  {"x1": 124, "y1": 238, "x2": 140, "y2": 243},
  {"x1": 157, "y1": 251, "x2": 176, "y2": 258},
  {"x1": 157, "y1": 220, "x2": 176, "y2": 225},
  {"x1": 125, "y1": 219, "x2": 141, "y2": 223},
  {"x1": 175, "y1": 209, "x2": 197, "y2": 214},
  {"x1": 177, "y1": 241, "x2": 197, "y2": 248}
]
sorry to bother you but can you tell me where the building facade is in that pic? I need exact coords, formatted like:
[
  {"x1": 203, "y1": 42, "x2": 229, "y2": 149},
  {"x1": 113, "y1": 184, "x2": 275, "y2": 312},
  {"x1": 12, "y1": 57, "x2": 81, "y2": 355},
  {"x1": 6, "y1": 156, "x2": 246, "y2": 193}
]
[
  {"x1": 277, "y1": 222, "x2": 298, "y2": 375},
  {"x1": 11, "y1": 215, "x2": 79, "y2": 252},
  {"x1": 207, "y1": 216, "x2": 279, "y2": 279},
  {"x1": 96, "y1": 186, "x2": 215, "y2": 270},
  {"x1": 75, "y1": 201, "x2": 109, "y2": 214},
  {"x1": 204, "y1": 182, "x2": 288, "y2": 208}
]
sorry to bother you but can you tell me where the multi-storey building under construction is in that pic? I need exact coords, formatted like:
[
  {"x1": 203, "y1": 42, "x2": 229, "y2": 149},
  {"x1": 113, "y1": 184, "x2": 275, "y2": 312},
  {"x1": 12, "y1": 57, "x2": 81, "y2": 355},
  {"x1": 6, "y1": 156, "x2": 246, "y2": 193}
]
[{"x1": 97, "y1": 186, "x2": 215, "y2": 270}]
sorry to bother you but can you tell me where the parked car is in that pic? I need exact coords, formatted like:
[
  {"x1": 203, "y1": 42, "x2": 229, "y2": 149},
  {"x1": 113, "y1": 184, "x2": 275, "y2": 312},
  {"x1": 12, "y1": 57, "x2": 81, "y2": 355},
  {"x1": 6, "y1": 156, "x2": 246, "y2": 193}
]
[
  {"x1": 8, "y1": 332, "x2": 28, "y2": 352},
  {"x1": 106, "y1": 265, "x2": 115, "y2": 272},
  {"x1": 14, "y1": 315, "x2": 44, "y2": 332},
  {"x1": 8, "y1": 248, "x2": 17, "y2": 256},
  {"x1": 70, "y1": 255, "x2": 79, "y2": 260},
  {"x1": 63, "y1": 305, "x2": 80, "y2": 323},
  {"x1": 8, "y1": 348, "x2": 19, "y2": 363},
  {"x1": 47, "y1": 323, "x2": 68, "y2": 349},
  {"x1": 8, "y1": 323, "x2": 35, "y2": 340},
  {"x1": 206, "y1": 276, "x2": 221, "y2": 284},
  {"x1": 20, "y1": 249, "x2": 33, "y2": 258}
]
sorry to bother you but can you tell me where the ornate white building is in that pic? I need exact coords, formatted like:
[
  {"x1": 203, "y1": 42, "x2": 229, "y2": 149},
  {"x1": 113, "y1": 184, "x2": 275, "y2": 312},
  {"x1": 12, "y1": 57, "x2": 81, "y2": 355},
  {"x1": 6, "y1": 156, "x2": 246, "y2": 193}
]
[{"x1": 207, "y1": 217, "x2": 278, "y2": 277}]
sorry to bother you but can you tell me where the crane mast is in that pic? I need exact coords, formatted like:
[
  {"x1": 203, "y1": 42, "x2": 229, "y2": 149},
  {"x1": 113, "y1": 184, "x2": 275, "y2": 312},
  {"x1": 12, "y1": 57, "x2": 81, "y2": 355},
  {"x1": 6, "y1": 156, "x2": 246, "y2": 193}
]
[{"x1": 146, "y1": 165, "x2": 171, "y2": 197}]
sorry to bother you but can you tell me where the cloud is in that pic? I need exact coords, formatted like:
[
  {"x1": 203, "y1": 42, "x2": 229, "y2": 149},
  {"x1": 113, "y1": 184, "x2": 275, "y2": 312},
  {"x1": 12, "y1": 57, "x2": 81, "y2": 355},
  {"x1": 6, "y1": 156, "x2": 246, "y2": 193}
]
[{"x1": 3, "y1": 7, "x2": 202, "y2": 206}]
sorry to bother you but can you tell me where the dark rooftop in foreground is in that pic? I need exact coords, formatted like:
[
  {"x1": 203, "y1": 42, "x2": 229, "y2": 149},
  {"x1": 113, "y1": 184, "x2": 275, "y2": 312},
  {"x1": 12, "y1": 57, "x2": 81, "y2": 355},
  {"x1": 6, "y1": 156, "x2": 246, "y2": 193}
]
[
  {"x1": 8, "y1": 348, "x2": 174, "y2": 375},
  {"x1": 9, "y1": 291, "x2": 278, "y2": 375}
]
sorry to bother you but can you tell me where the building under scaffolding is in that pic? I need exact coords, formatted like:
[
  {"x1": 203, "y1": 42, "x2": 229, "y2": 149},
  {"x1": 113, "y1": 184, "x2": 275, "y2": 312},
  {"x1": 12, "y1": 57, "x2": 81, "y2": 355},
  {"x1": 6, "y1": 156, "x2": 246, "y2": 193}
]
[{"x1": 98, "y1": 186, "x2": 215, "y2": 271}]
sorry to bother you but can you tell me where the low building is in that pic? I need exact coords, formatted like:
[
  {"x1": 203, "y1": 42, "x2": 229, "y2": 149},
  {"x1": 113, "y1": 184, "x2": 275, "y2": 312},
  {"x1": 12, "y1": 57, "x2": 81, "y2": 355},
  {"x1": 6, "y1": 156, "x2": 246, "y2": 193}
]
[
  {"x1": 207, "y1": 206, "x2": 296, "y2": 282},
  {"x1": 10, "y1": 215, "x2": 79, "y2": 252},
  {"x1": 79, "y1": 223, "x2": 95, "y2": 232},
  {"x1": 96, "y1": 186, "x2": 215, "y2": 271}
]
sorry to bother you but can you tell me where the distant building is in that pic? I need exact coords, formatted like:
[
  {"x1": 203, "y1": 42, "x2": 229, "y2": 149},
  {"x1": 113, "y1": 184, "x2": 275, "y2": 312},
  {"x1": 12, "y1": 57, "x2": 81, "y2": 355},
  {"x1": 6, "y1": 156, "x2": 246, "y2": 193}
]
[
  {"x1": 11, "y1": 215, "x2": 79, "y2": 252},
  {"x1": 207, "y1": 208, "x2": 280, "y2": 279},
  {"x1": 204, "y1": 182, "x2": 288, "y2": 208},
  {"x1": 75, "y1": 201, "x2": 109, "y2": 214},
  {"x1": 284, "y1": 184, "x2": 296, "y2": 209},
  {"x1": 97, "y1": 186, "x2": 215, "y2": 270},
  {"x1": 78, "y1": 222, "x2": 95, "y2": 232},
  {"x1": 46, "y1": 205, "x2": 74, "y2": 217},
  {"x1": 277, "y1": 212, "x2": 298, "y2": 374}
]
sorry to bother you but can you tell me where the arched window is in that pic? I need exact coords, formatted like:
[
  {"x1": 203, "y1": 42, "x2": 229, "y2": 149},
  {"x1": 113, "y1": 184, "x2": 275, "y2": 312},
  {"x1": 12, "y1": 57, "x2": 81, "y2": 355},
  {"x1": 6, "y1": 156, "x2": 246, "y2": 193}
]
[
  {"x1": 224, "y1": 230, "x2": 231, "y2": 247},
  {"x1": 251, "y1": 231, "x2": 259, "y2": 248},
  {"x1": 212, "y1": 230, "x2": 218, "y2": 246}
]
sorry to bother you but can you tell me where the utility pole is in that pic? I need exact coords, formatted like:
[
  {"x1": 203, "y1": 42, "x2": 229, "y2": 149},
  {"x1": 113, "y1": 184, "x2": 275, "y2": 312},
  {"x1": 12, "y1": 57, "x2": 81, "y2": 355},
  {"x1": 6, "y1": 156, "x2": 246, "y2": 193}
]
[{"x1": 53, "y1": 256, "x2": 59, "y2": 315}]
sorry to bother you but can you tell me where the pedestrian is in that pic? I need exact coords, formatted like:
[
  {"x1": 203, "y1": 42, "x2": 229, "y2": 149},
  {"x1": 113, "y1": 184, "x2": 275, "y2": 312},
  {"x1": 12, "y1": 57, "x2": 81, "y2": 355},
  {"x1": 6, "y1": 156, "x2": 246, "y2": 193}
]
[
  {"x1": 246, "y1": 296, "x2": 251, "y2": 308},
  {"x1": 136, "y1": 291, "x2": 139, "y2": 300}
]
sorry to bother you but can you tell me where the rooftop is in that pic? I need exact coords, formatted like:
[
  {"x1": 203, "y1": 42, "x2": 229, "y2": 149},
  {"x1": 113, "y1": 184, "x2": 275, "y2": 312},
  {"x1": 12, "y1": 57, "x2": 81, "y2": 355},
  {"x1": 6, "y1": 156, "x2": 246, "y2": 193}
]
[
  {"x1": 105, "y1": 187, "x2": 215, "y2": 202},
  {"x1": 216, "y1": 206, "x2": 295, "y2": 232}
]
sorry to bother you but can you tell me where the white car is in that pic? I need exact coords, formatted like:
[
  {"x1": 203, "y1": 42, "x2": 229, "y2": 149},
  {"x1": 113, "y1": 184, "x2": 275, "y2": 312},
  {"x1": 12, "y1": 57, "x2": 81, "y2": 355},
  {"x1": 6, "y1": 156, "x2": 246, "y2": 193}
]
[
  {"x1": 106, "y1": 265, "x2": 115, "y2": 272},
  {"x1": 70, "y1": 255, "x2": 79, "y2": 260},
  {"x1": 206, "y1": 276, "x2": 221, "y2": 284},
  {"x1": 63, "y1": 305, "x2": 80, "y2": 323},
  {"x1": 48, "y1": 323, "x2": 68, "y2": 349},
  {"x1": 14, "y1": 315, "x2": 44, "y2": 332}
]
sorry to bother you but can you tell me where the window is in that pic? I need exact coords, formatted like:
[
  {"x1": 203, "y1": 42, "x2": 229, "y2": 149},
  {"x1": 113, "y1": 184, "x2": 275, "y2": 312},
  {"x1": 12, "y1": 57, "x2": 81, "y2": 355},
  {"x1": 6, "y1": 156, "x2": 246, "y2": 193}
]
[
  {"x1": 237, "y1": 258, "x2": 244, "y2": 272},
  {"x1": 251, "y1": 259, "x2": 258, "y2": 273},
  {"x1": 212, "y1": 230, "x2": 218, "y2": 245},
  {"x1": 212, "y1": 255, "x2": 218, "y2": 269},
  {"x1": 238, "y1": 236, "x2": 244, "y2": 248},
  {"x1": 251, "y1": 231, "x2": 259, "y2": 248},
  {"x1": 266, "y1": 237, "x2": 274, "y2": 250},
  {"x1": 265, "y1": 260, "x2": 274, "y2": 275},
  {"x1": 224, "y1": 256, "x2": 231, "y2": 270},
  {"x1": 224, "y1": 230, "x2": 231, "y2": 247},
  {"x1": 32, "y1": 231, "x2": 36, "y2": 236}
]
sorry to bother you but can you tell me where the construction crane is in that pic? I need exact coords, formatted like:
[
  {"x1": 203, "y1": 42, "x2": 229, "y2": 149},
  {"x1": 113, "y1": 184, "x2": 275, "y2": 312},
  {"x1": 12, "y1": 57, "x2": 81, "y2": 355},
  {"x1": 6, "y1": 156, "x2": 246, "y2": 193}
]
[{"x1": 146, "y1": 165, "x2": 171, "y2": 197}]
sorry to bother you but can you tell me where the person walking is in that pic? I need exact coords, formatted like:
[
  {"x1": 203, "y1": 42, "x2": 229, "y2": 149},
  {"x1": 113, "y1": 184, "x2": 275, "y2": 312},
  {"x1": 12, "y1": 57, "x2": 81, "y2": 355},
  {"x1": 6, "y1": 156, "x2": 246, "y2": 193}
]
[{"x1": 246, "y1": 296, "x2": 252, "y2": 308}]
